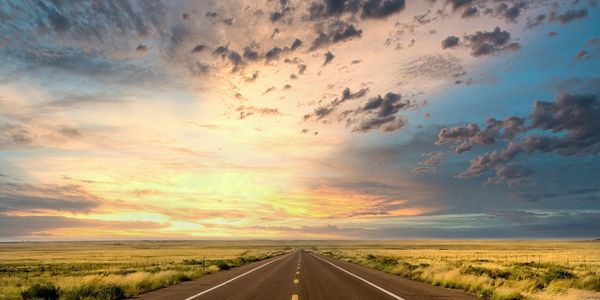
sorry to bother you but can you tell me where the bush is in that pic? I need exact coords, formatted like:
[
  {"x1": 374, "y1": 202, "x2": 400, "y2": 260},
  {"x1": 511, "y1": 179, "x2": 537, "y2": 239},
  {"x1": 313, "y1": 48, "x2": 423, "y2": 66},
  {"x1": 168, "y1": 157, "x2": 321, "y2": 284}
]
[
  {"x1": 64, "y1": 283, "x2": 124, "y2": 300},
  {"x1": 462, "y1": 265, "x2": 511, "y2": 279},
  {"x1": 214, "y1": 261, "x2": 230, "y2": 270},
  {"x1": 21, "y1": 283, "x2": 60, "y2": 300},
  {"x1": 543, "y1": 267, "x2": 575, "y2": 283}
]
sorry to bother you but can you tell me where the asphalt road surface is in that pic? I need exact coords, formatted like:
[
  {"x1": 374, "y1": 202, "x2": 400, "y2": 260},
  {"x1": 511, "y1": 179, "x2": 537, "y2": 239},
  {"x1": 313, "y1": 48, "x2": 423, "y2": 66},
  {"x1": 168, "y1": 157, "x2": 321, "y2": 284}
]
[{"x1": 133, "y1": 250, "x2": 478, "y2": 300}]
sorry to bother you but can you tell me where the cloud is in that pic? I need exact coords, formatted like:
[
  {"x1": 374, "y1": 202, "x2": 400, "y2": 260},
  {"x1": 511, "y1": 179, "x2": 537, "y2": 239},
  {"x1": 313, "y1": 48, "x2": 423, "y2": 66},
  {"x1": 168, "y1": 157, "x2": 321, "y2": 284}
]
[
  {"x1": 495, "y1": 1, "x2": 527, "y2": 22},
  {"x1": 265, "y1": 47, "x2": 283, "y2": 61},
  {"x1": 0, "y1": 123, "x2": 32, "y2": 148},
  {"x1": 0, "y1": 214, "x2": 167, "y2": 238},
  {"x1": 446, "y1": 0, "x2": 474, "y2": 11},
  {"x1": 400, "y1": 54, "x2": 464, "y2": 80},
  {"x1": 489, "y1": 164, "x2": 533, "y2": 187},
  {"x1": 136, "y1": 44, "x2": 148, "y2": 53},
  {"x1": 308, "y1": 0, "x2": 405, "y2": 20},
  {"x1": 0, "y1": 183, "x2": 101, "y2": 213},
  {"x1": 323, "y1": 51, "x2": 335, "y2": 65},
  {"x1": 236, "y1": 106, "x2": 282, "y2": 120},
  {"x1": 463, "y1": 27, "x2": 521, "y2": 57},
  {"x1": 304, "y1": 87, "x2": 369, "y2": 120},
  {"x1": 438, "y1": 116, "x2": 526, "y2": 153},
  {"x1": 290, "y1": 38, "x2": 303, "y2": 51},
  {"x1": 440, "y1": 93, "x2": 600, "y2": 185},
  {"x1": 549, "y1": 9, "x2": 588, "y2": 24},
  {"x1": 351, "y1": 92, "x2": 412, "y2": 132},
  {"x1": 360, "y1": 0, "x2": 406, "y2": 19},
  {"x1": 442, "y1": 35, "x2": 460, "y2": 49},
  {"x1": 461, "y1": 6, "x2": 478, "y2": 18},
  {"x1": 311, "y1": 21, "x2": 363, "y2": 49},
  {"x1": 413, "y1": 151, "x2": 443, "y2": 172},
  {"x1": 525, "y1": 14, "x2": 546, "y2": 29}
]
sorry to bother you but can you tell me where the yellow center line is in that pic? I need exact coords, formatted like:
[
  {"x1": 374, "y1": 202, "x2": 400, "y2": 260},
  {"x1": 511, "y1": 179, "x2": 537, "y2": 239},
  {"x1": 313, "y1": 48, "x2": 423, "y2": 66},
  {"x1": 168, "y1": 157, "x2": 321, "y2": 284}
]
[
  {"x1": 296, "y1": 271, "x2": 299, "y2": 275},
  {"x1": 291, "y1": 294, "x2": 298, "y2": 300},
  {"x1": 294, "y1": 278, "x2": 299, "y2": 284}
]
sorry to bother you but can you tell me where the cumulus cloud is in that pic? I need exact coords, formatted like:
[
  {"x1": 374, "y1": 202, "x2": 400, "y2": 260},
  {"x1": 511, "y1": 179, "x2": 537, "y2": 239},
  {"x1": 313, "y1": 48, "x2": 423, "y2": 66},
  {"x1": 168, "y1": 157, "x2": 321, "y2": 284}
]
[
  {"x1": 495, "y1": 1, "x2": 527, "y2": 22},
  {"x1": 441, "y1": 36, "x2": 460, "y2": 49},
  {"x1": 308, "y1": 0, "x2": 405, "y2": 20},
  {"x1": 438, "y1": 116, "x2": 526, "y2": 153},
  {"x1": 463, "y1": 27, "x2": 521, "y2": 57},
  {"x1": 311, "y1": 21, "x2": 363, "y2": 49},
  {"x1": 351, "y1": 92, "x2": 412, "y2": 132},
  {"x1": 489, "y1": 164, "x2": 532, "y2": 187},
  {"x1": 549, "y1": 9, "x2": 588, "y2": 24},
  {"x1": 440, "y1": 93, "x2": 600, "y2": 185}
]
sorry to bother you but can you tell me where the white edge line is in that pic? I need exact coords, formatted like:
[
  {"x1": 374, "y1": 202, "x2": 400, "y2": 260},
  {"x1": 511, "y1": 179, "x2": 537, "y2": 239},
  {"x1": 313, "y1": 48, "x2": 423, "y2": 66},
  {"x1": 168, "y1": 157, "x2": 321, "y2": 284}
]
[
  {"x1": 309, "y1": 253, "x2": 406, "y2": 300},
  {"x1": 183, "y1": 252, "x2": 294, "y2": 300}
]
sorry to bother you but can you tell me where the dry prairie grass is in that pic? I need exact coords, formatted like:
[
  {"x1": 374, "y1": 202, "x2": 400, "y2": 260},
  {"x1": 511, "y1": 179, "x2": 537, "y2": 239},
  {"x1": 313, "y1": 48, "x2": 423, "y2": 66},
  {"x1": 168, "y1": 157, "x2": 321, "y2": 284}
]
[
  {"x1": 0, "y1": 241, "x2": 290, "y2": 300},
  {"x1": 314, "y1": 240, "x2": 600, "y2": 300}
]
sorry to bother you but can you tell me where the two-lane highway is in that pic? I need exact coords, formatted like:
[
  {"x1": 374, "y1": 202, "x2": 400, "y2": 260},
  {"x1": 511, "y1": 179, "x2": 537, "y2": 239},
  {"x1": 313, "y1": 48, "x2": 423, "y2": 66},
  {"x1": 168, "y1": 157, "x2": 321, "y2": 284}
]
[{"x1": 134, "y1": 251, "x2": 478, "y2": 300}]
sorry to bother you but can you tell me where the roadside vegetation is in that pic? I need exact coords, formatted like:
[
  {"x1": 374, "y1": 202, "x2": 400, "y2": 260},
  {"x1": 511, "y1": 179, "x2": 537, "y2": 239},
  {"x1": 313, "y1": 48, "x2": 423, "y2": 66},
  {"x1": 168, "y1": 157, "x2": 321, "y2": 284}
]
[
  {"x1": 0, "y1": 241, "x2": 290, "y2": 300},
  {"x1": 315, "y1": 240, "x2": 600, "y2": 300}
]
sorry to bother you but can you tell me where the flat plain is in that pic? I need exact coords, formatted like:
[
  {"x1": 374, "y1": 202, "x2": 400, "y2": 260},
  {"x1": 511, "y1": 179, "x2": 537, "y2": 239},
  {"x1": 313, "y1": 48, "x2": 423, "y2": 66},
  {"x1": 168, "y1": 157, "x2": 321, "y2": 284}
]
[{"x1": 1, "y1": 240, "x2": 598, "y2": 300}]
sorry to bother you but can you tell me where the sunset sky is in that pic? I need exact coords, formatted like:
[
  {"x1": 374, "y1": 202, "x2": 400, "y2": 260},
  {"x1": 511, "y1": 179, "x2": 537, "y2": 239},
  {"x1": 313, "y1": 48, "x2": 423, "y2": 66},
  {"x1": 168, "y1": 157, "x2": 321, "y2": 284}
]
[{"x1": 0, "y1": 0, "x2": 599, "y2": 240}]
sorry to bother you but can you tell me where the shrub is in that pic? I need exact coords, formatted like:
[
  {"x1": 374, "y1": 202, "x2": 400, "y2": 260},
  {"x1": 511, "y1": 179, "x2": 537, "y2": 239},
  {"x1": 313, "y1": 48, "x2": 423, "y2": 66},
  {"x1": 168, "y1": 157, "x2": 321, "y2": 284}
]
[
  {"x1": 63, "y1": 283, "x2": 125, "y2": 300},
  {"x1": 214, "y1": 261, "x2": 230, "y2": 270},
  {"x1": 543, "y1": 267, "x2": 575, "y2": 283},
  {"x1": 21, "y1": 283, "x2": 60, "y2": 300}
]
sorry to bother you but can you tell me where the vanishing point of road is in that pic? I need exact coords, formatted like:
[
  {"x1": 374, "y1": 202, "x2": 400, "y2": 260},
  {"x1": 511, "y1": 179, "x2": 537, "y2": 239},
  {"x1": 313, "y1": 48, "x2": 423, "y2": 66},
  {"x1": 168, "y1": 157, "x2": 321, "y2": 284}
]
[{"x1": 133, "y1": 250, "x2": 478, "y2": 300}]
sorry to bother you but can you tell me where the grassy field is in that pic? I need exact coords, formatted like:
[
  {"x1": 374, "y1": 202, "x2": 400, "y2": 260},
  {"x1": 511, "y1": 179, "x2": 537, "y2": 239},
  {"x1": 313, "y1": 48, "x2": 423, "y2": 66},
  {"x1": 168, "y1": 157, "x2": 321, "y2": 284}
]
[
  {"x1": 1, "y1": 240, "x2": 599, "y2": 300},
  {"x1": 0, "y1": 241, "x2": 291, "y2": 300},
  {"x1": 311, "y1": 240, "x2": 600, "y2": 300}
]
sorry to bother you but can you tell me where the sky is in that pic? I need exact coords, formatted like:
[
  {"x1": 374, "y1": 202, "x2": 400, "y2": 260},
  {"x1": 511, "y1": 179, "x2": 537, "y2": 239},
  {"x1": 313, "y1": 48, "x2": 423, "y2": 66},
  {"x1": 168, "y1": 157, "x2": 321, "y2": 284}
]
[{"x1": 0, "y1": 0, "x2": 599, "y2": 240}]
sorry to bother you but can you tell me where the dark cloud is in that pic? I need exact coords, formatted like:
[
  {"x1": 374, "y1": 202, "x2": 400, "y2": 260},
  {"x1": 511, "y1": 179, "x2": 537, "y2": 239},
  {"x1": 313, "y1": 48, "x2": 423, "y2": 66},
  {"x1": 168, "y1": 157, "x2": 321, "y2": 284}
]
[
  {"x1": 290, "y1": 38, "x2": 303, "y2": 51},
  {"x1": 243, "y1": 46, "x2": 260, "y2": 61},
  {"x1": 463, "y1": 27, "x2": 521, "y2": 57},
  {"x1": 441, "y1": 36, "x2": 460, "y2": 49},
  {"x1": 360, "y1": 0, "x2": 406, "y2": 19},
  {"x1": 441, "y1": 93, "x2": 600, "y2": 185},
  {"x1": 311, "y1": 21, "x2": 362, "y2": 49},
  {"x1": 351, "y1": 92, "x2": 412, "y2": 132},
  {"x1": 228, "y1": 51, "x2": 243, "y2": 67},
  {"x1": 525, "y1": 14, "x2": 546, "y2": 29},
  {"x1": 308, "y1": 0, "x2": 405, "y2": 20},
  {"x1": 136, "y1": 44, "x2": 148, "y2": 53},
  {"x1": 495, "y1": 1, "x2": 527, "y2": 22},
  {"x1": 461, "y1": 6, "x2": 478, "y2": 18},
  {"x1": 438, "y1": 116, "x2": 526, "y2": 153},
  {"x1": 353, "y1": 115, "x2": 406, "y2": 132},
  {"x1": 323, "y1": 51, "x2": 335, "y2": 65},
  {"x1": 304, "y1": 87, "x2": 369, "y2": 120},
  {"x1": 298, "y1": 64, "x2": 307, "y2": 75},
  {"x1": 213, "y1": 45, "x2": 230, "y2": 57},
  {"x1": 446, "y1": 0, "x2": 474, "y2": 11},
  {"x1": 270, "y1": 0, "x2": 292, "y2": 22},
  {"x1": 549, "y1": 9, "x2": 588, "y2": 24},
  {"x1": 0, "y1": 183, "x2": 101, "y2": 213},
  {"x1": 489, "y1": 164, "x2": 533, "y2": 187},
  {"x1": 192, "y1": 44, "x2": 206, "y2": 53},
  {"x1": 265, "y1": 47, "x2": 283, "y2": 60}
]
